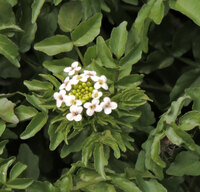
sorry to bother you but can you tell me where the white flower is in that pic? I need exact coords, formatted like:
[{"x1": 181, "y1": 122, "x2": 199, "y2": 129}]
[
  {"x1": 92, "y1": 89, "x2": 102, "y2": 100},
  {"x1": 100, "y1": 97, "x2": 117, "y2": 114},
  {"x1": 66, "y1": 105, "x2": 83, "y2": 121},
  {"x1": 84, "y1": 99, "x2": 102, "y2": 116},
  {"x1": 71, "y1": 74, "x2": 88, "y2": 85},
  {"x1": 65, "y1": 95, "x2": 82, "y2": 107},
  {"x1": 64, "y1": 61, "x2": 81, "y2": 76},
  {"x1": 94, "y1": 75, "x2": 108, "y2": 90},
  {"x1": 83, "y1": 70, "x2": 97, "y2": 81},
  {"x1": 53, "y1": 90, "x2": 67, "y2": 107},
  {"x1": 59, "y1": 77, "x2": 72, "y2": 91}
]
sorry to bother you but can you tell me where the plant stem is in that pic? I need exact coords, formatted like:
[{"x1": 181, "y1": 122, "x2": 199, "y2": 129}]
[{"x1": 75, "y1": 46, "x2": 86, "y2": 67}]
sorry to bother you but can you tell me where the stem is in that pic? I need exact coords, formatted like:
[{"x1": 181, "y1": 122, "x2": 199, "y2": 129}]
[
  {"x1": 114, "y1": 66, "x2": 120, "y2": 95},
  {"x1": 75, "y1": 46, "x2": 86, "y2": 67}
]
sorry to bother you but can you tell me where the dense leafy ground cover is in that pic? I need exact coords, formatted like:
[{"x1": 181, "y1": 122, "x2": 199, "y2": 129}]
[{"x1": 1, "y1": 0, "x2": 200, "y2": 191}]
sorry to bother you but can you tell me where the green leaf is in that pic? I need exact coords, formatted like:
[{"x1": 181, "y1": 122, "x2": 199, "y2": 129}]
[
  {"x1": 185, "y1": 87, "x2": 200, "y2": 111},
  {"x1": 6, "y1": 178, "x2": 33, "y2": 189},
  {"x1": 109, "y1": 21, "x2": 128, "y2": 59},
  {"x1": 116, "y1": 74, "x2": 143, "y2": 89},
  {"x1": 17, "y1": 144, "x2": 39, "y2": 179},
  {"x1": 15, "y1": 105, "x2": 38, "y2": 122},
  {"x1": 166, "y1": 151, "x2": 200, "y2": 176},
  {"x1": 55, "y1": 175, "x2": 73, "y2": 192},
  {"x1": 170, "y1": 69, "x2": 200, "y2": 101},
  {"x1": 111, "y1": 176, "x2": 142, "y2": 192},
  {"x1": 43, "y1": 57, "x2": 74, "y2": 75},
  {"x1": 26, "y1": 181, "x2": 56, "y2": 192},
  {"x1": 24, "y1": 80, "x2": 53, "y2": 92},
  {"x1": 58, "y1": 1, "x2": 82, "y2": 32},
  {"x1": 179, "y1": 111, "x2": 200, "y2": 131},
  {"x1": 0, "y1": 34, "x2": 20, "y2": 68},
  {"x1": 122, "y1": 0, "x2": 138, "y2": 5},
  {"x1": 0, "y1": 98, "x2": 19, "y2": 124},
  {"x1": 48, "y1": 122, "x2": 66, "y2": 151},
  {"x1": 96, "y1": 36, "x2": 116, "y2": 68},
  {"x1": 31, "y1": 0, "x2": 45, "y2": 23},
  {"x1": 0, "y1": 120, "x2": 6, "y2": 137},
  {"x1": 149, "y1": 0, "x2": 165, "y2": 25},
  {"x1": 0, "y1": 140, "x2": 8, "y2": 155},
  {"x1": 34, "y1": 35, "x2": 73, "y2": 56},
  {"x1": 119, "y1": 45, "x2": 142, "y2": 70},
  {"x1": 39, "y1": 74, "x2": 61, "y2": 88},
  {"x1": 54, "y1": 0, "x2": 63, "y2": 6},
  {"x1": 61, "y1": 130, "x2": 88, "y2": 158},
  {"x1": 16, "y1": 0, "x2": 37, "y2": 52},
  {"x1": 136, "y1": 177, "x2": 167, "y2": 192},
  {"x1": 71, "y1": 13, "x2": 102, "y2": 46},
  {"x1": 94, "y1": 144, "x2": 108, "y2": 179},
  {"x1": 20, "y1": 112, "x2": 48, "y2": 140},
  {"x1": 9, "y1": 162, "x2": 27, "y2": 180},
  {"x1": 169, "y1": 0, "x2": 200, "y2": 26},
  {"x1": 151, "y1": 133, "x2": 166, "y2": 168},
  {"x1": 0, "y1": 157, "x2": 15, "y2": 184}
]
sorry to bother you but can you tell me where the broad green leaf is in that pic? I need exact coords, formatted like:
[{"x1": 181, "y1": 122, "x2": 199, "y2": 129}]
[
  {"x1": 166, "y1": 151, "x2": 200, "y2": 176},
  {"x1": 136, "y1": 177, "x2": 167, "y2": 192},
  {"x1": 151, "y1": 133, "x2": 166, "y2": 168},
  {"x1": 15, "y1": 105, "x2": 38, "y2": 122},
  {"x1": 0, "y1": 157, "x2": 15, "y2": 183},
  {"x1": 149, "y1": 0, "x2": 164, "y2": 25},
  {"x1": 84, "y1": 45, "x2": 97, "y2": 65},
  {"x1": 0, "y1": 24, "x2": 22, "y2": 32},
  {"x1": 34, "y1": 35, "x2": 73, "y2": 56},
  {"x1": 6, "y1": 178, "x2": 33, "y2": 189},
  {"x1": 170, "y1": 69, "x2": 200, "y2": 101},
  {"x1": 112, "y1": 132, "x2": 126, "y2": 152},
  {"x1": 31, "y1": 0, "x2": 45, "y2": 23},
  {"x1": 169, "y1": 0, "x2": 200, "y2": 26},
  {"x1": 109, "y1": 21, "x2": 128, "y2": 59},
  {"x1": 0, "y1": 140, "x2": 8, "y2": 155},
  {"x1": 43, "y1": 57, "x2": 74, "y2": 75},
  {"x1": 24, "y1": 80, "x2": 53, "y2": 92},
  {"x1": 16, "y1": 0, "x2": 37, "y2": 52},
  {"x1": 0, "y1": 34, "x2": 20, "y2": 68},
  {"x1": 86, "y1": 182, "x2": 116, "y2": 192},
  {"x1": 185, "y1": 87, "x2": 200, "y2": 111},
  {"x1": 17, "y1": 144, "x2": 39, "y2": 179},
  {"x1": 71, "y1": 13, "x2": 102, "y2": 46},
  {"x1": 61, "y1": 131, "x2": 88, "y2": 158},
  {"x1": 111, "y1": 176, "x2": 142, "y2": 192},
  {"x1": 0, "y1": 120, "x2": 6, "y2": 137},
  {"x1": 55, "y1": 175, "x2": 73, "y2": 192},
  {"x1": 179, "y1": 111, "x2": 200, "y2": 131},
  {"x1": 116, "y1": 74, "x2": 143, "y2": 89},
  {"x1": 48, "y1": 122, "x2": 65, "y2": 151},
  {"x1": 0, "y1": 98, "x2": 19, "y2": 124},
  {"x1": 9, "y1": 162, "x2": 27, "y2": 180},
  {"x1": 119, "y1": 45, "x2": 142, "y2": 70},
  {"x1": 39, "y1": 74, "x2": 61, "y2": 88},
  {"x1": 7, "y1": 0, "x2": 18, "y2": 6},
  {"x1": 54, "y1": 0, "x2": 62, "y2": 6},
  {"x1": 58, "y1": 1, "x2": 82, "y2": 32},
  {"x1": 20, "y1": 112, "x2": 48, "y2": 140},
  {"x1": 96, "y1": 36, "x2": 116, "y2": 68},
  {"x1": 122, "y1": 0, "x2": 138, "y2": 5},
  {"x1": 26, "y1": 181, "x2": 56, "y2": 192},
  {"x1": 94, "y1": 144, "x2": 108, "y2": 179}
]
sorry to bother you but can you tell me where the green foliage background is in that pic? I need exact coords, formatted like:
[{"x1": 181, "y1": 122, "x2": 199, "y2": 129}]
[{"x1": 1, "y1": 0, "x2": 200, "y2": 191}]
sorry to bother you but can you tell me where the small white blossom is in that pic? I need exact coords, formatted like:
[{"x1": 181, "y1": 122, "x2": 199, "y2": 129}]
[
  {"x1": 84, "y1": 99, "x2": 102, "y2": 116},
  {"x1": 94, "y1": 75, "x2": 108, "y2": 90},
  {"x1": 64, "y1": 61, "x2": 81, "y2": 76},
  {"x1": 100, "y1": 97, "x2": 117, "y2": 114},
  {"x1": 65, "y1": 95, "x2": 82, "y2": 107},
  {"x1": 53, "y1": 90, "x2": 67, "y2": 108},
  {"x1": 66, "y1": 105, "x2": 83, "y2": 121},
  {"x1": 71, "y1": 74, "x2": 88, "y2": 85},
  {"x1": 83, "y1": 70, "x2": 97, "y2": 81},
  {"x1": 59, "y1": 77, "x2": 72, "y2": 91},
  {"x1": 92, "y1": 89, "x2": 102, "y2": 100}
]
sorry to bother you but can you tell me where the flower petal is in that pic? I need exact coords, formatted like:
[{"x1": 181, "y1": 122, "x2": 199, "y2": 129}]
[
  {"x1": 104, "y1": 107, "x2": 112, "y2": 114},
  {"x1": 111, "y1": 102, "x2": 118, "y2": 109},
  {"x1": 86, "y1": 109, "x2": 94, "y2": 116},
  {"x1": 104, "y1": 97, "x2": 110, "y2": 103},
  {"x1": 56, "y1": 100, "x2": 62, "y2": 108},
  {"x1": 71, "y1": 61, "x2": 79, "y2": 68},
  {"x1": 66, "y1": 113, "x2": 74, "y2": 121},
  {"x1": 94, "y1": 82, "x2": 101, "y2": 89},
  {"x1": 95, "y1": 105, "x2": 102, "y2": 112},
  {"x1": 84, "y1": 102, "x2": 91, "y2": 108},
  {"x1": 102, "y1": 83, "x2": 108, "y2": 90},
  {"x1": 74, "y1": 114, "x2": 82, "y2": 121}
]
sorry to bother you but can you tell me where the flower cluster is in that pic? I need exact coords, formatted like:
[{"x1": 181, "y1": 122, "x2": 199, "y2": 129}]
[{"x1": 53, "y1": 61, "x2": 117, "y2": 121}]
